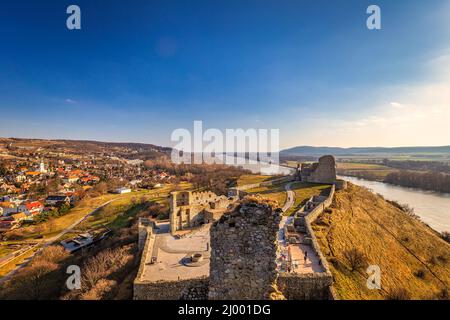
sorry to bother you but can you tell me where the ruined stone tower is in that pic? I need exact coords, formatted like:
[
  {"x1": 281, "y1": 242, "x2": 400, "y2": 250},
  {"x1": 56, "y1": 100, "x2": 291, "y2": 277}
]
[
  {"x1": 208, "y1": 197, "x2": 282, "y2": 300},
  {"x1": 300, "y1": 155, "x2": 336, "y2": 184}
]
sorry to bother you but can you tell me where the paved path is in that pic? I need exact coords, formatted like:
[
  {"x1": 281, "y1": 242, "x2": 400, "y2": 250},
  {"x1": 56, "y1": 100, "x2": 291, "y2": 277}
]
[
  {"x1": 281, "y1": 182, "x2": 295, "y2": 213},
  {"x1": 0, "y1": 199, "x2": 115, "y2": 284},
  {"x1": 277, "y1": 181, "x2": 324, "y2": 274},
  {"x1": 278, "y1": 182, "x2": 295, "y2": 245}
]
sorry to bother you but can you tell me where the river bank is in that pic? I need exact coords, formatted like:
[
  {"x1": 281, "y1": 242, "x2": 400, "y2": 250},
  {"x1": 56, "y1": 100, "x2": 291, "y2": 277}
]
[{"x1": 340, "y1": 176, "x2": 450, "y2": 233}]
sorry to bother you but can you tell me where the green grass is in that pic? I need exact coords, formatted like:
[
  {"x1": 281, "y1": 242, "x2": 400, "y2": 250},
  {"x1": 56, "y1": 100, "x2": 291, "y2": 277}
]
[
  {"x1": 244, "y1": 181, "x2": 331, "y2": 214},
  {"x1": 336, "y1": 162, "x2": 398, "y2": 181},
  {"x1": 0, "y1": 183, "x2": 192, "y2": 276},
  {"x1": 245, "y1": 183, "x2": 288, "y2": 207},
  {"x1": 71, "y1": 184, "x2": 188, "y2": 233},
  {"x1": 237, "y1": 175, "x2": 275, "y2": 187},
  {"x1": 284, "y1": 182, "x2": 331, "y2": 216}
]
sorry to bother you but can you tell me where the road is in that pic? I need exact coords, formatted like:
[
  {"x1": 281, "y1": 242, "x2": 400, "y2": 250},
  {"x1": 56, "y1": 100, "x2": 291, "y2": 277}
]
[
  {"x1": 278, "y1": 182, "x2": 295, "y2": 244},
  {"x1": 0, "y1": 199, "x2": 115, "y2": 284},
  {"x1": 281, "y1": 182, "x2": 295, "y2": 213}
]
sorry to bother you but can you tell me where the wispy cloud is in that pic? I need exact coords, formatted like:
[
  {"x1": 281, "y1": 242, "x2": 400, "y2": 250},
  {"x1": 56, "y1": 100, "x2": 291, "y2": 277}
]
[
  {"x1": 283, "y1": 49, "x2": 450, "y2": 148},
  {"x1": 65, "y1": 98, "x2": 77, "y2": 104}
]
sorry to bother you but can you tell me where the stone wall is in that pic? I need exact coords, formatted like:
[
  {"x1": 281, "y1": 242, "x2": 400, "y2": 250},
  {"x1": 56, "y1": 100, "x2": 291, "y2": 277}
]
[
  {"x1": 138, "y1": 218, "x2": 153, "y2": 251},
  {"x1": 303, "y1": 185, "x2": 334, "y2": 277},
  {"x1": 334, "y1": 179, "x2": 347, "y2": 190},
  {"x1": 279, "y1": 183, "x2": 337, "y2": 300},
  {"x1": 208, "y1": 198, "x2": 282, "y2": 300},
  {"x1": 169, "y1": 190, "x2": 236, "y2": 233},
  {"x1": 134, "y1": 277, "x2": 209, "y2": 300},
  {"x1": 277, "y1": 273, "x2": 333, "y2": 300}
]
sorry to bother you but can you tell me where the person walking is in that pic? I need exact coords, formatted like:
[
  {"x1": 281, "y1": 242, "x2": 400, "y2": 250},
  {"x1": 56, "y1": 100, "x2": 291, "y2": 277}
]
[{"x1": 304, "y1": 251, "x2": 308, "y2": 264}]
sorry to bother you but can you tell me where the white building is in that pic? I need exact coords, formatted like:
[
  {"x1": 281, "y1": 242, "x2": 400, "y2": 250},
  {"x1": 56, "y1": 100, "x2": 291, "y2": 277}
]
[
  {"x1": 114, "y1": 187, "x2": 132, "y2": 194},
  {"x1": 39, "y1": 161, "x2": 47, "y2": 173}
]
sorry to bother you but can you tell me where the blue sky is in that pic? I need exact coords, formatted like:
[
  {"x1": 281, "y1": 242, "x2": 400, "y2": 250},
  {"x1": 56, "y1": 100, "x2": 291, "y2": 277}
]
[{"x1": 1, "y1": 0, "x2": 449, "y2": 148}]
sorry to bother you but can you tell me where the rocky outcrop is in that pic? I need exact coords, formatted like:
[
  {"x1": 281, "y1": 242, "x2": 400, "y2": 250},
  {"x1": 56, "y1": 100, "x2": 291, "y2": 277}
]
[{"x1": 179, "y1": 282, "x2": 209, "y2": 300}]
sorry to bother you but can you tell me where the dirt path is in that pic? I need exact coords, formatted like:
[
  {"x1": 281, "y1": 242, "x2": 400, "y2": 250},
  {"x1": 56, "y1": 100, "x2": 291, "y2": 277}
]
[
  {"x1": 281, "y1": 182, "x2": 295, "y2": 213},
  {"x1": 0, "y1": 199, "x2": 115, "y2": 284}
]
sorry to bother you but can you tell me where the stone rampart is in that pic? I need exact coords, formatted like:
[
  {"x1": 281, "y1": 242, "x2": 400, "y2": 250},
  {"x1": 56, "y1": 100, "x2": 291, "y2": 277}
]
[
  {"x1": 134, "y1": 277, "x2": 209, "y2": 300},
  {"x1": 208, "y1": 198, "x2": 282, "y2": 300},
  {"x1": 277, "y1": 273, "x2": 333, "y2": 300}
]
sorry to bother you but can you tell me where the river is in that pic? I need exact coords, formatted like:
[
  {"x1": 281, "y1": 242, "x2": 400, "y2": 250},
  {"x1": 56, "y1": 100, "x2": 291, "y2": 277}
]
[
  {"x1": 340, "y1": 176, "x2": 450, "y2": 233},
  {"x1": 223, "y1": 155, "x2": 295, "y2": 176}
]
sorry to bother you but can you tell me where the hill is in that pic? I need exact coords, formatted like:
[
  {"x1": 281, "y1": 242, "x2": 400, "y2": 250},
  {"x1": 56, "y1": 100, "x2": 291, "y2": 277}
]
[
  {"x1": 312, "y1": 183, "x2": 449, "y2": 300},
  {"x1": 0, "y1": 137, "x2": 171, "y2": 160},
  {"x1": 281, "y1": 145, "x2": 450, "y2": 156}
]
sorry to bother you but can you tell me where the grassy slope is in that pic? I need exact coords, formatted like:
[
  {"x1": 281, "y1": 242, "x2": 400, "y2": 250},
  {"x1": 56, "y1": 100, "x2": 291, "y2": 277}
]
[
  {"x1": 0, "y1": 183, "x2": 191, "y2": 277},
  {"x1": 312, "y1": 183, "x2": 450, "y2": 300},
  {"x1": 246, "y1": 183, "x2": 288, "y2": 207},
  {"x1": 237, "y1": 175, "x2": 275, "y2": 187},
  {"x1": 245, "y1": 181, "x2": 330, "y2": 215},
  {"x1": 285, "y1": 182, "x2": 331, "y2": 216}
]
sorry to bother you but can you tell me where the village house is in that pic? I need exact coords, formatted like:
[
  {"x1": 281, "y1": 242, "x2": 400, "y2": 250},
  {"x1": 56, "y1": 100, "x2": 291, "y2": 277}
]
[
  {"x1": 64, "y1": 175, "x2": 79, "y2": 184},
  {"x1": 114, "y1": 187, "x2": 132, "y2": 194},
  {"x1": 0, "y1": 201, "x2": 18, "y2": 216},
  {"x1": 18, "y1": 201, "x2": 44, "y2": 217},
  {"x1": 45, "y1": 195, "x2": 71, "y2": 206}
]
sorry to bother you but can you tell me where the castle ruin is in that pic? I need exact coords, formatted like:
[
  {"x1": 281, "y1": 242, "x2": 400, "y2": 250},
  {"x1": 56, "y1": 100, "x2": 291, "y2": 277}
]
[
  {"x1": 299, "y1": 155, "x2": 336, "y2": 184},
  {"x1": 169, "y1": 191, "x2": 236, "y2": 234},
  {"x1": 134, "y1": 156, "x2": 341, "y2": 300}
]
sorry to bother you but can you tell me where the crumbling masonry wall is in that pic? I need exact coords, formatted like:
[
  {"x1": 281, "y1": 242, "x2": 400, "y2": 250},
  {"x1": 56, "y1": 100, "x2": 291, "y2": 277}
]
[
  {"x1": 208, "y1": 199, "x2": 282, "y2": 300},
  {"x1": 277, "y1": 273, "x2": 333, "y2": 300},
  {"x1": 169, "y1": 191, "x2": 236, "y2": 233},
  {"x1": 134, "y1": 277, "x2": 209, "y2": 300},
  {"x1": 300, "y1": 155, "x2": 336, "y2": 184}
]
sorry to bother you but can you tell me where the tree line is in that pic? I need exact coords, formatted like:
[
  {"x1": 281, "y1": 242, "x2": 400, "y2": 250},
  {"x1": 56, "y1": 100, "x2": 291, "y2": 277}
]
[
  {"x1": 384, "y1": 171, "x2": 450, "y2": 193},
  {"x1": 381, "y1": 159, "x2": 450, "y2": 174}
]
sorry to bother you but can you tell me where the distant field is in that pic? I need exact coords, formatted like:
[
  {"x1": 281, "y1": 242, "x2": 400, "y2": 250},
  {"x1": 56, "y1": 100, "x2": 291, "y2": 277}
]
[
  {"x1": 336, "y1": 162, "x2": 398, "y2": 181},
  {"x1": 337, "y1": 163, "x2": 389, "y2": 170},
  {"x1": 337, "y1": 154, "x2": 450, "y2": 163}
]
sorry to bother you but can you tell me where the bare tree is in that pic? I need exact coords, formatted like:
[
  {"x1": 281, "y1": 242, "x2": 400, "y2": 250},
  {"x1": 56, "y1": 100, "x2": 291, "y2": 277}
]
[{"x1": 342, "y1": 248, "x2": 367, "y2": 272}]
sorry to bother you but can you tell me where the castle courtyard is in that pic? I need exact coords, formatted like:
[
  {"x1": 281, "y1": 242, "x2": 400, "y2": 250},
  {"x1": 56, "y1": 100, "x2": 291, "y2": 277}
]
[{"x1": 139, "y1": 222, "x2": 210, "y2": 282}]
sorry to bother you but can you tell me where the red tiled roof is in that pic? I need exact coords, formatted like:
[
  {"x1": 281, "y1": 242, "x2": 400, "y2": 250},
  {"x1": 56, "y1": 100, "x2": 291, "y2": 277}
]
[{"x1": 26, "y1": 201, "x2": 44, "y2": 210}]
